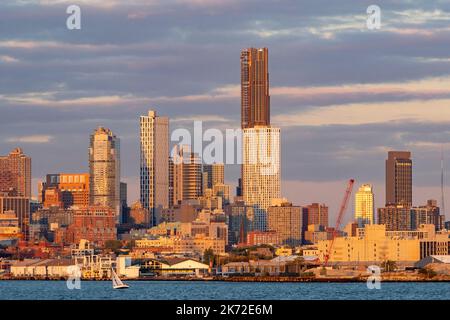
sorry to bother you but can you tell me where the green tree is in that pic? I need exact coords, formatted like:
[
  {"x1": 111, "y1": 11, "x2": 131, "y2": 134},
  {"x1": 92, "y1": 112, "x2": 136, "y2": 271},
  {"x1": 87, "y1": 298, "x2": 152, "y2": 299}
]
[
  {"x1": 381, "y1": 260, "x2": 397, "y2": 272},
  {"x1": 203, "y1": 248, "x2": 215, "y2": 266}
]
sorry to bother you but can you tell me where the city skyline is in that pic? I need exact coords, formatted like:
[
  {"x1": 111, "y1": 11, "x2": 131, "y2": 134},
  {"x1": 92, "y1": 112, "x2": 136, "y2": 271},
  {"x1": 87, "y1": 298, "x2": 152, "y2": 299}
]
[{"x1": 1, "y1": 1, "x2": 450, "y2": 222}]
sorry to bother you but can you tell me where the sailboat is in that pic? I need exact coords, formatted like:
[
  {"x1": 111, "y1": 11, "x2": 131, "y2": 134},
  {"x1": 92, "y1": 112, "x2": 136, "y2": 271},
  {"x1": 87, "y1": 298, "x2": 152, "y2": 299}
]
[{"x1": 111, "y1": 268, "x2": 129, "y2": 289}]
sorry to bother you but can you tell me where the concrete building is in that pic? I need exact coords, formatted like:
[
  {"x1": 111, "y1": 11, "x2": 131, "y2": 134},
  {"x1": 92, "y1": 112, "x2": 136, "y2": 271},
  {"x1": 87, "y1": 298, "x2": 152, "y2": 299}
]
[
  {"x1": 317, "y1": 224, "x2": 450, "y2": 264},
  {"x1": 135, "y1": 235, "x2": 226, "y2": 256},
  {"x1": 116, "y1": 256, "x2": 140, "y2": 279},
  {"x1": 213, "y1": 183, "x2": 231, "y2": 205},
  {"x1": 386, "y1": 151, "x2": 412, "y2": 206},
  {"x1": 240, "y1": 48, "x2": 270, "y2": 129},
  {"x1": 142, "y1": 258, "x2": 209, "y2": 276},
  {"x1": 246, "y1": 230, "x2": 280, "y2": 246},
  {"x1": 411, "y1": 199, "x2": 445, "y2": 231},
  {"x1": 10, "y1": 259, "x2": 76, "y2": 278},
  {"x1": 242, "y1": 126, "x2": 280, "y2": 231},
  {"x1": 89, "y1": 127, "x2": 121, "y2": 222},
  {"x1": 0, "y1": 211, "x2": 21, "y2": 241},
  {"x1": 267, "y1": 199, "x2": 302, "y2": 246},
  {"x1": 170, "y1": 145, "x2": 202, "y2": 206},
  {"x1": 140, "y1": 110, "x2": 169, "y2": 227},
  {"x1": 0, "y1": 148, "x2": 31, "y2": 198},
  {"x1": 354, "y1": 184, "x2": 374, "y2": 227},
  {"x1": 303, "y1": 203, "x2": 328, "y2": 229},
  {"x1": 303, "y1": 224, "x2": 334, "y2": 244},
  {"x1": 203, "y1": 163, "x2": 224, "y2": 189},
  {"x1": 198, "y1": 189, "x2": 223, "y2": 211},
  {"x1": 378, "y1": 204, "x2": 412, "y2": 231},
  {"x1": 160, "y1": 200, "x2": 202, "y2": 224},
  {"x1": 0, "y1": 194, "x2": 30, "y2": 239},
  {"x1": 41, "y1": 173, "x2": 90, "y2": 209},
  {"x1": 64, "y1": 206, "x2": 117, "y2": 246},
  {"x1": 225, "y1": 201, "x2": 255, "y2": 245}
]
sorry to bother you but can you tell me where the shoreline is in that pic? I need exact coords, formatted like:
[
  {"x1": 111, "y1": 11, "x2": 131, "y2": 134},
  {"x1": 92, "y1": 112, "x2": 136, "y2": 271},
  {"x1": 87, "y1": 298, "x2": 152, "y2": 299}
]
[{"x1": 1, "y1": 276, "x2": 449, "y2": 283}]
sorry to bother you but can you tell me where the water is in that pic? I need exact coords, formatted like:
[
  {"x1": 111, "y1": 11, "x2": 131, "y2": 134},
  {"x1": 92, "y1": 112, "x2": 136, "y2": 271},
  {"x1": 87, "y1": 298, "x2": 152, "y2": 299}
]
[{"x1": 0, "y1": 281, "x2": 449, "y2": 300}]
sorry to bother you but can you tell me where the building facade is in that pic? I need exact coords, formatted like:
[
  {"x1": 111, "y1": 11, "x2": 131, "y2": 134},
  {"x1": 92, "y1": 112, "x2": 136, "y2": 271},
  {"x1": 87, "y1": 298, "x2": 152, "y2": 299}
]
[
  {"x1": 170, "y1": 145, "x2": 202, "y2": 206},
  {"x1": 303, "y1": 203, "x2": 328, "y2": 229},
  {"x1": 89, "y1": 127, "x2": 121, "y2": 222},
  {"x1": 354, "y1": 184, "x2": 374, "y2": 227},
  {"x1": 411, "y1": 200, "x2": 445, "y2": 231},
  {"x1": 241, "y1": 48, "x2": 270, "y2": 129},
  {"x1": 386, "y1": 151, "x2": 412, "y2": 206},
  {"x1": 267, "y1": 200, "x2": 302, "y2": 246},
  {"x1": 0, "y1": 194, "x2": 30, "y2": 239},
  {"x1": 317, "y1": 224, "x2": 449, "y2": 264},
  {"x1": 0, "y1": 148, "x2": 31, "y2": 197},
  {"x1": 140, "y1": 110, "x2": 169, "y2": 227},
  {"x1": 242, "y1": 126, "x2": 280, "y2": 231},
  {"x1": 378, "y1": 204, "x2": 412, "y2": 231},
  {"x1": 67, "y1": 206, "x2": 117, "y2": 246},
  {"x1": 41, "y1": 173, "x2": 90, "y2": 209},
  {"x1": 203, "y1": 163, "x2": 224, "y2": 189}
]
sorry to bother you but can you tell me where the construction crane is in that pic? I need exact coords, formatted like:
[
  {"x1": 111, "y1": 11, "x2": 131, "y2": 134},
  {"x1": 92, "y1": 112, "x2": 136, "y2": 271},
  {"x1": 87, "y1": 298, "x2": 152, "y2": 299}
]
[{"x1": 323, "y1": 179, "x2": 355, "y2": 267}]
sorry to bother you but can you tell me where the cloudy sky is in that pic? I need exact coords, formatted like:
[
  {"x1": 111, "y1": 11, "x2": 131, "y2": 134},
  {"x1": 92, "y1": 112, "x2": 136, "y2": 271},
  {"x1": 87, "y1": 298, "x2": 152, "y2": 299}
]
[{"x1": 1, "y1": 0, "x2": 450, "y2": 223}]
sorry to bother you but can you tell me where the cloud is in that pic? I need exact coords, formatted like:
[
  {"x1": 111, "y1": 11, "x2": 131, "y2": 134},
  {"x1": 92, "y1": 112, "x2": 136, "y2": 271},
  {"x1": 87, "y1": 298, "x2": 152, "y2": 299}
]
[
  {"x1": 171, "y1": 115, "x2": 231, "y2": 123},
  {"x1": 6, "y1": 134, "x2": 54, "y2": 143},
  {"x1": 0, "y1": 55, "x2": 19, "y2": 63},
  {"x1": 273, "y1": 98, "x2": 450, "y2": 127}
]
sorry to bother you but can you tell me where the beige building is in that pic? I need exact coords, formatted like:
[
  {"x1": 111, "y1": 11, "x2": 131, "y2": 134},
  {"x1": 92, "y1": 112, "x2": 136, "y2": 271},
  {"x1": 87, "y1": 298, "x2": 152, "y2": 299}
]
[
  {"x1": 243, "y1": 126, "x2": 281, "y2": 231},
  {"x1": 170, "y1": 145, "x2": 202, "y2": 205},
  {"x1": 317, "y1": 224, "x2": 450, "y2": 264},
  {"x1": 10, "y1": 259, "x2": 76, "y2": 278},
  {"x1": 203, "y1": 163, "x2": 224, "y2": 189},
  {"x1": 89, "y1": 127, "x2": 121, "y2": 222},
  {"x1": 267, "y1": 199, "x2": 302, "y2": 246},
  {"x1": 140, "y1": 110, "x2": 169, "y2": 226},
  {"x1": 354, "y1": 184, "x2": 374, "y2": 227},
  {"x1": 213, "y1": 183, "x2": 231, "y2": 205},
  {"x1": 135, "y1": 235, "x2": 226, "y2": 256}
]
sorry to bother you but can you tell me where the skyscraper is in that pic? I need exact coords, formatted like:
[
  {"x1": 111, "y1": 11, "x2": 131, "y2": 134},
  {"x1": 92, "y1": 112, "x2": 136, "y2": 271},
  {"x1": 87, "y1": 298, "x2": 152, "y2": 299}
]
[
  {"x1": 241, "y1": 48, "x2": 270, "y2": 129},
  {"x1": 354, "y1": 184, "x2": 375, "y2": 227},
  {"x1": 89, "y1": 127, "x2": 121, "y2": 222},
  {"x1": 386, "y1": 151, "x2": 412, "y2": 206},
  {"x1": 169, "y1": 145, "x2": 202, "y2": 206},
  {"x1": 203, "y1": 163, "x2": 224, "y2": 189},
  {"x1": 0, "y1": 148, "x2": 31, "y2": 197},
  {"x1": 242, "y1": 126, "x2": 281, "y2": 230},
  {"x1": 241, "y1": 48, "x2": 281, "y2": 230},
  {"x1": 267, "y1": 199, "x2": 303, "y2": 246},
  {"x1": 140, "y1": 110, "x2": 169, "y2": 226}
]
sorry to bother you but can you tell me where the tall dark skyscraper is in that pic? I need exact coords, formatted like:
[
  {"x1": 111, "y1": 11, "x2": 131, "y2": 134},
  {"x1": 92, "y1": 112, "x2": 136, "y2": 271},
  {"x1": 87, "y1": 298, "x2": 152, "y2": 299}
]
[
  {"x1": 386, "y1": 151, "x2": 412, "y2": 206},
  {"x1": 240, "y1": 48, "x2": 270, "y2": 129},
  {"x1": 0, "y1": 148, "x2": 31, "y2": 197}
]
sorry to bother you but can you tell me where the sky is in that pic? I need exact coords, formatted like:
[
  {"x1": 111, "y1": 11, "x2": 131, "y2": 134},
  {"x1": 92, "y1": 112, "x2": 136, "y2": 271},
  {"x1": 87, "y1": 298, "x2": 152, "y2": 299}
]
[{"x1": 1, "y1": 0, "x2": 450, "y2": 224}]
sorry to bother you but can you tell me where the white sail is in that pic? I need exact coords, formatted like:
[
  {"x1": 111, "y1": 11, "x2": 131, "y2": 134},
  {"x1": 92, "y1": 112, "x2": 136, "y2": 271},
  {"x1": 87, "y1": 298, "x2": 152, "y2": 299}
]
[{"x1": 112, "y1": 268, "x2": 129, "y2": 289}]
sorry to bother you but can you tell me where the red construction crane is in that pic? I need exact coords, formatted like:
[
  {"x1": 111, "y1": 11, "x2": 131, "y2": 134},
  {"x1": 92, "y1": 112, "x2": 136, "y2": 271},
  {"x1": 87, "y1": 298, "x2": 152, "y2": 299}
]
[{"x1": 323, "y1": 179, "x2": 355, "y2": 267}]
